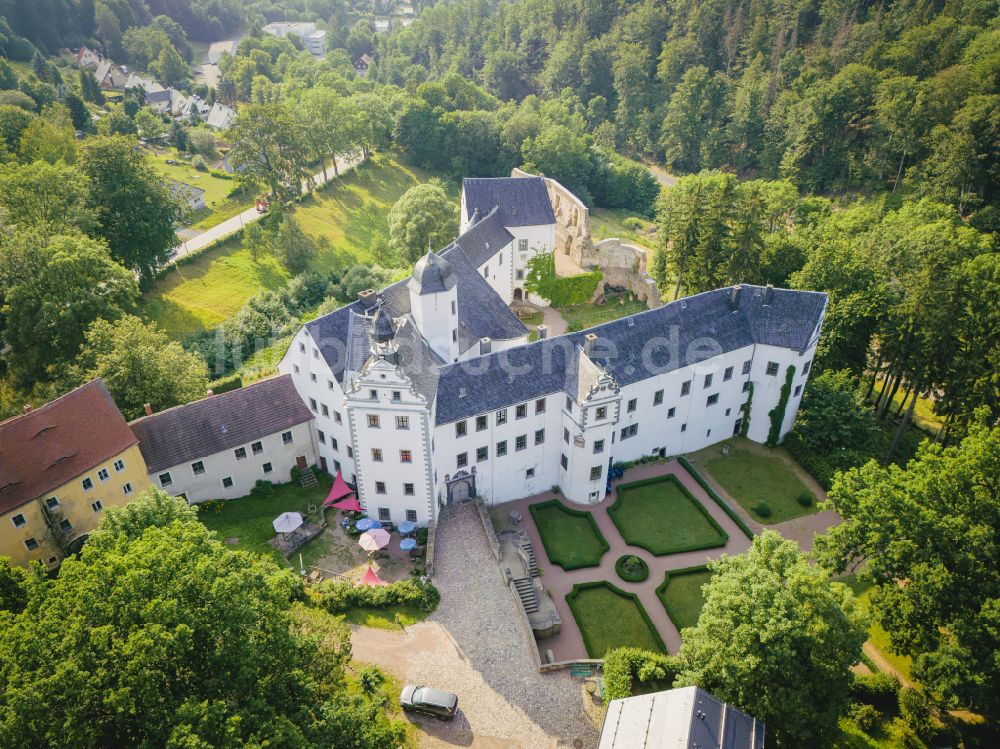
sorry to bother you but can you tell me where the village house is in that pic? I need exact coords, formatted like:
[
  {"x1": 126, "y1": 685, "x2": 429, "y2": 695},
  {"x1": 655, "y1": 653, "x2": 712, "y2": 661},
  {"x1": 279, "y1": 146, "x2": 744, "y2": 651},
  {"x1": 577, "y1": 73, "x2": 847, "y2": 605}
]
[
  {"x1": 353, "y1": 53, "x2": 374, "y2": 76},
  {"x1": 0, "y1": 380, "x2": 151, "y2": 569},
  {"x1": 167, "y1": 178, "x2": 207, "y2": 212},
  {"x1": 93, "y1": 58, "x2": 128, "y2": 89},
  {"x1": 76, "y1": 45, "x2": 102, "y2": 70},
  {"x1": 206, "y1": 101, "x2": 237, "y2": 130},
  {"x1": 207, "y1": 40, "x2": 237, "y2": 64},
  {"x1": 278, "y1": 177, "x2": 826, "y2": 526},
  {"x1": 261, "y1": 21, "x2": 327, "y2": 56},
  {"x1": 130, "y1": 376, "x2": 318, "y2": 503}
]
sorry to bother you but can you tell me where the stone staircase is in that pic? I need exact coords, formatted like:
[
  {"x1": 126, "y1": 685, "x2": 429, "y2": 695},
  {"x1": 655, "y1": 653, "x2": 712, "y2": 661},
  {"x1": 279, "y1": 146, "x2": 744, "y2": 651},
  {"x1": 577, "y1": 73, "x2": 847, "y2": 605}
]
[
  {"x1": 512, "y1": 577, "x2": 539, "y2": 614},
  {"x1": 298, "y1": 468, "x2": 318, "y2": 488},
  {"x1": 519, "y1": 534, "x2": 541, "y2": 577}
]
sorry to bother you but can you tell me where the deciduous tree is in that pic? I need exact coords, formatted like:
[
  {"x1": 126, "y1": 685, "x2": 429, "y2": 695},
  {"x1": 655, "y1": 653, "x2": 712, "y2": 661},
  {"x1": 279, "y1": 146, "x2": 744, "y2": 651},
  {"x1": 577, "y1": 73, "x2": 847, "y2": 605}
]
[{"x1": 387, "y1": 180, "x2": 457, "y2": 262}]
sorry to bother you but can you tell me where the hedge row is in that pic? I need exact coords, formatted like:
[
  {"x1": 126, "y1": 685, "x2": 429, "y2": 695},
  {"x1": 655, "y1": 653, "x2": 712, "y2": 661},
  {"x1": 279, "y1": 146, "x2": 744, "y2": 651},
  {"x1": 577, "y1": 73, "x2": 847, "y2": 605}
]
[
  {"x1": 548, "y1": 270, "x2": 603, "y2": 307},
  {"x1": 603, "y1": 647, "x2": 682, "y2": 702},
  {"x1": 317, "y1": 579, "x2": 440, "y2": 613},
  {"x1": 208, "y1": 372, "x2": 243, "y2": 395},
  {"x1": 783, "y1": 431, "x2": 837, "y2": 489},
  {"x1": 676, "y1": 456, "x2": 755, "y2": 539}
]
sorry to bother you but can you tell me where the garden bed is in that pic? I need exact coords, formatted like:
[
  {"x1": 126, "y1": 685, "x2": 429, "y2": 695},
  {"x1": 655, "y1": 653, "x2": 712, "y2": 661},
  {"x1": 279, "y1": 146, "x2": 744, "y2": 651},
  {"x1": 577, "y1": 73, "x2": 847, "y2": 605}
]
[
  {"x1": 528, "y1": 499, "x2": 609, "y2": 570},
  {"x1": 656, "y1": 565, "x2": 712, "y2": 631},
  {"x1": 566, "y1": 582, "x2": 666, "y2": 658},
  {"x1": 608, "y1": 475, "x2": 728, "y2": 555},
  {"x1": 615, "y1": 554, "x2": 650, "y2": 582}
]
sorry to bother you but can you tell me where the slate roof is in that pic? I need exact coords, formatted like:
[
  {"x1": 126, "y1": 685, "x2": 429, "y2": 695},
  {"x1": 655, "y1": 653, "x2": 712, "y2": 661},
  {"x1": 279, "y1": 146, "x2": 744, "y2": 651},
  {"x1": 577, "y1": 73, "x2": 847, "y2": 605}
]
[
  {"x1": 409, "y1": 252, "x2": 456, "y2": 294},
  {"x1": 599, "y1": 686, "x2": 764, "y2": 749},
  {"x1": 0, "y1": 380, "x2": 137, "y2": 515},
  {"x1": 452, "y1": 207, "x2": 514, "y2": 267},
  {"x1": 129, "y1": 375, "x2": 313, "y2": 473},
  {"x1": 433, "y1": 285, "x2": 826, "y2": 425},
  {"x1": 463, "y1": 177, "x2": 555, "y2": 227}
]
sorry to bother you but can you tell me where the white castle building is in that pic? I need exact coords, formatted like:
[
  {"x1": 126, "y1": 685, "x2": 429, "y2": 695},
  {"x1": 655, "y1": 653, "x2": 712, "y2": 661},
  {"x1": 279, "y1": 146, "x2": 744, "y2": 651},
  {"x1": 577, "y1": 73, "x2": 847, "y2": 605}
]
[{"x1": 279, "y1": 177, "x2": 827, "y2": 526}]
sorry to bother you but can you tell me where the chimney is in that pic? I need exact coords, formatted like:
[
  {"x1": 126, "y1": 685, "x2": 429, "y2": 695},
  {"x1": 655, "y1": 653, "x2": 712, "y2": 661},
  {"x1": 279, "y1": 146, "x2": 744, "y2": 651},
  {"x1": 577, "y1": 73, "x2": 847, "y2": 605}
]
[
  {"x1": 143, "y1": 403, "x2": 152, "y2": 416},
  {"x1": 729, "y1": 284, "x2": 742, "y2": 311},
  {"x1": 583, "y1": 333, "x2": 598, "y2": 358},
  {"x1": 206, "y1": 389, "x2": 214, "y2": 397},
  {"x1": 479, "y1": 337, "x2": 492, "y2": 355},
  {"x1": 22, "y1": 404, "x2": 32, "y2": 414},
  {"x1": 763, "y1": 284, "x2": 773, "y2": 305},
  {"x1": 358, "y1": 288, "x2": 378, "y2": 309},
  {"x1": 537, "y1": 324, "x2": 548, "y2": 340}
]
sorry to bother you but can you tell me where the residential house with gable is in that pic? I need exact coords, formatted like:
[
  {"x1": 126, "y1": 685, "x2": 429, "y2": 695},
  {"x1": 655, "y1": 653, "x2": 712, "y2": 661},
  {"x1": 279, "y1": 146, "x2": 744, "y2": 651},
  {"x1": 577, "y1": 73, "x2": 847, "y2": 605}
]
[
  {"x1": 130, "y1": 375, "x2": 318, "y2": 503},
  {"x1": 0, "y1": 380, "x2": 151, "y2": 569}
]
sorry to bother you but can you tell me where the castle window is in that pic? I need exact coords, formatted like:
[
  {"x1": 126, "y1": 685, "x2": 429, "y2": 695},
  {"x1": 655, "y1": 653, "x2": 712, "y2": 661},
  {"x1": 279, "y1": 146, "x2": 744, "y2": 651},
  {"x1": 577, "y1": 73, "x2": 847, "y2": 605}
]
[
  {"x1": 563, "y1": 428, "x2": 569, "y2": 443},
  {"x1": 681, "y1": 381, "x2": 691, "y2": 396},
  {"x1": 516, "y1": 435, "x2": 527, "y2": 451},
  {"x1": 392, "y1": 390, "x2": 401, "y2": 401},
  {"x1": 11, "y1": 514, "x2": 25, "y2": 528},
  {"x1": 518, "y1": 239, "x2": 528, "y2": 252},
  {"x1": 318, "y1": 430, "x2": 325, "y2": 444},
  {"x1": 369, "y1": 389, "x2": 378, "y2": 400},
  {"x1": 371, "y1": 448, "x2": 383, "y2": 462},
  {"x1": 743, "y1": 381, "x2": 751, "y2": 392},
  {"x1": 560, "y1": 454, "x2": 568, "y2": 469},
  {"x1": 457, "y1": 452, "x2": 468, "y2": 468},
  {"x1": 724, "y1": 366, "x2": 734, "y2": 381},
  {"x1": 378, "y1": 507, "x2": 391, "y2": 521},
  {"x1": 375, "y1": 482, "x2": 386, "y2": 494},
  {"x1": 252, "y1": 441, "x2": 264, "y2": 455},
  {"x1": 594, "y1": 439, "x2": 604, "y2": 454},
  {"x1": 516, "y1": 403, "x2": 527, "y2": 419},
  {"x1": 476, "y1": 415, "x2": 487, "y2": 431},
  {"x1": 92, "y1": 500, "x2": 103, "y2": 513},
  {"x1": 803, "y1": 359, "x2": 812, "y2": 374},
  {"x1": 24, "y1": 538, "x2": 38, "y2": 551},
  {"x1": 46, "y1": 497, "x2": 59, "y2": 510},
  {"x1": 123, "y1": 483, "x2": 133, "y2": 495},
  {"x1": 113, "y1": 459, "x2": 125, "y2": 472},
  {"x1": 222, "y1": 477, "x2": 233, "y2": 489},
  {"x1": 158, "y1": 472, "x2": 172, "y2": 487},
  {"x1": 707, "y1": 394, "x2": 719, "y2": 406},
  {"x1": 766, "y1": 362, "x2": 779, "y2": 376},
  {"x1": 627, "y1": 398, "x2": 637, "y2": 413},
  {"x1": 620, "y1": 424, "x2": 638, "y2": 440},
  {"x1": 743, "y1": 360, "x2": 752, "y2": 375},
  {"x1": 476, "y1": 446, "x2": 488, "y2": 462},
  {"x1": 794, "y1": 385, "x2": 802, "y2": 397},
  {"x1": 235, "y1": 447, "x2": 247, "y2": 460},
  {"x1": 191, "y1": 461, "x2": 205, "y2": 475},
  {"x1": 496, "y1": 440, "x2": 507, "y2": 457},
  {"x1": 668, "y1": 407, "x2": 676, "y2": 418},
  {"x1": 526, "y1": 468, "x2": 535, "y2": 478},
  {"x1": 496, "y1": 409, "x2": 507, "y2": 425},
  {"x1": 406, "y1": 509, "x2": 417, "y2": 521},
  {"x1": 456, "y1": 420, "x2": 467, "y2": 437},
  {"x1": 590, "y1": 466, "x2": 602, "y2": 481},
  {"x1": 396, "y1": 416, "x2": 409, "y2": 430},
  {"x1": 404, "y1": 483, "x2": 415, "y2": 496},
  {"x1": 534, "y1": 429, "x2": 545, "y2": 445},
  {"x1": 263, "y1": 463, "x2": 273, "y2": 474},
  {"x1": 653, "y1": 390, "x2": 663, "y2": 406},
  {"x1": 704, "y1": 374, "x2": 713, "y2": 389},
  {"x1": 367, "y1": 415, "x2": 380, "y2": 428},
  {"x1": 82, "y1": 477, "x2": 94, "y2": 491},
  {"x1": 565, "y1": 396, "x2": 573, "y2": 411},
  {"x1": 596, "y1": 406, "x2": 607, "y2": 420},
  {"x1": 282, "y1": 431, "x2": 294, "y2": 444},
  {"x1": 535, "y1": 398, "x2": 546, "y2": 414},
  {"x1": 400, "y1": 450, "x2": 412, "y2": 463}
]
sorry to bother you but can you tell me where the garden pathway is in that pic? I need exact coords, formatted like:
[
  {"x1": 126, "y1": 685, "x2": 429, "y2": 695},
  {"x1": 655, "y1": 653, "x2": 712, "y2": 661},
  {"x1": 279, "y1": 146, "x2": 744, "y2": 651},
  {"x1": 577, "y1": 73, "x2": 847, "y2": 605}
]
[
  {"x1": 499, "y1": 460, "x2": 753, "y2": 661},
  {"x1": 351, "y1": 501, "x2": 600, "y2": 748},
  {"x1": 686, "y1": 439, "x2": 841, "y2": 553}
]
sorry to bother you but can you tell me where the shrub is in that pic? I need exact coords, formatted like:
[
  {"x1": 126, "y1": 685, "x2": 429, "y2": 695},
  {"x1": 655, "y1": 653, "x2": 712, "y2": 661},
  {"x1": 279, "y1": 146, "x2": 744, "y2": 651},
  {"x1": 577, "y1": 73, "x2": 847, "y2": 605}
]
[
  {"x1": 621, "y1": 216, "x2": 648, "y2": 232},
  {"x1": 250, "y1": 480, "x2": 275, "y2": 498},
  {"x1": 615, "y1": 554, "x2": 649, "y2": 582},
  {"x1": 415, "y1": 527, "x2": 429, "y2": 545},
  {"x1": 850, "y1": 671, "x2": 900, "y2": 713},
  {"x1": 192, "y1": 155, "x2": 208, "y2": 171},
  {"x1": 603, "y1": 647, "x2": 682, "y2": 701},
  {"x1": 317, "y1": 579, "x2": 440, "y2": 614},
  {"x1": 898, "y1": 688, "x2": 933, "y2": 740},
  {"x1": 753, "y1": 502, "x2": 772, "y2": 518},
  {"x1": 796, "y1": 491, "x2": 814, "y2": 507},
  {"x1": 359, "y1": 665, "x2": 385, "y2": 695},
  {"x1": 848, "y1": 703, "x2": 882, "y2": 733},
  {"x1": 208, "y1": 372, "x2": 243, "y2": 395}
]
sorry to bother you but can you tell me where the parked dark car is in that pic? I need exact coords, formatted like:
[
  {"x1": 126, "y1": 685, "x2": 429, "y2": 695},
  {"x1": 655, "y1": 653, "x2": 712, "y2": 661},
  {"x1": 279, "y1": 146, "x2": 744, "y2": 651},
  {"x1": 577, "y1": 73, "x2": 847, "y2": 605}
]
[{"x1": 400, "y1": 685, "x2": 459, "y2": 720}]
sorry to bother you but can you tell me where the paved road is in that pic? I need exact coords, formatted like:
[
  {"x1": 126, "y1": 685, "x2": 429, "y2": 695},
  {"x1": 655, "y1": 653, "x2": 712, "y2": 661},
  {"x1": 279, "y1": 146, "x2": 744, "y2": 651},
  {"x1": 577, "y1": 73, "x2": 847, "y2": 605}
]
[
  {"x1": 171, "y1": 152, "x2": 363, "y2": 262},
  {"x1": 351, "y1": 502, "x2": 600, "y2": 748},
  {"x1": 647, "y1": 163, "x2": 678, "y2": 188}
]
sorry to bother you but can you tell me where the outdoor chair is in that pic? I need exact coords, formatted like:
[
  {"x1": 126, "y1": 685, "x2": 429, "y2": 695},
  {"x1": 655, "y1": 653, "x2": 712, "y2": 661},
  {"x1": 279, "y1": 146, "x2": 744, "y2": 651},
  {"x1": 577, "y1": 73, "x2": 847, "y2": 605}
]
[
  {"x1": 510, "y1": 510, "x2": 523, "y2": 525},
  {"x1": 408, "y1": 546, "x2": 424, "y2": 559}
]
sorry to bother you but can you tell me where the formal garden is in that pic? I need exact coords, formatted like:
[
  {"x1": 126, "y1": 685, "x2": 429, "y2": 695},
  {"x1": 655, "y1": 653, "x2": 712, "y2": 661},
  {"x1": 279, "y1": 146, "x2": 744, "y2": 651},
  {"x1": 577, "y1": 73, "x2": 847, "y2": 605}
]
[{"x1": 518, "y1": 460, "x2": 753, "y2": 661}]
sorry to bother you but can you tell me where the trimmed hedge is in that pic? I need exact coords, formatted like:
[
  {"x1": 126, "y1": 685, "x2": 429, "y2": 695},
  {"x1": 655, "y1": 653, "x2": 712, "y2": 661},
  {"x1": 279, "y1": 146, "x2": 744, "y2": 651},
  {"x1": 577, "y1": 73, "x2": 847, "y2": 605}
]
[
  {"x1": 603, "y1": 647, "x2": 682, "y2": 702},
  {"x1": 608, "y1": 475, "x2": 728, "y2": 555},
  {"x1": 528, "y1": 499, "x2": 610, "y2": 570},
  {"x1": 524, "y1": 252, "x2": 602, "y2": 306},
  {"x1": 615, "y1": 554, "x2": 649, "y2": 582},
  {"x1": 677, "y1": 456, "x2": 755, "y2": 539},
  {"x1": 850, "y1": 671, "x2": 901, "y2": 713},
  {"x1": 317, "y1": 579, "x2": 440, "y2": 614},
  {"x1": 208, "y1": 373, "x2": 243, "y2": 395},
  {"x1": 656, "y1": 564, "x2": 710, "y2": 631},
  {"x1": 566, "y1": 581, "x2": 667, "y2": 659}
]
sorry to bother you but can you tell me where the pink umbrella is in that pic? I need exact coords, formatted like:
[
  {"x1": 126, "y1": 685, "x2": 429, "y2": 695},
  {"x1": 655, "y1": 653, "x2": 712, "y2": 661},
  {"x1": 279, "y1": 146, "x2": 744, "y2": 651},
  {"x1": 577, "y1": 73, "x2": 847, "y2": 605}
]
[
  {"x1": 358, "y1": 528, "x2": 390, "y2": 552},
  {"x1": 357, "y1": 565, "x2": 389, "y2": 587}
]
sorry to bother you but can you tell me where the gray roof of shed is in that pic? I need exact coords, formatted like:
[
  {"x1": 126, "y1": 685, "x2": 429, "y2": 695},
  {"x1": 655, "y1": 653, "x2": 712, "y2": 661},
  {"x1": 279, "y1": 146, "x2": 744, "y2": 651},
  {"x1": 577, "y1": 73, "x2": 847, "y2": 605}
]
[
  {"x1": 463, "y1": 177, "x2": 555, "y2": 227},
  {"x1": 433, "y1": 285, "x2": 826, "y2": 425},
  {"x1": 130, "y1": 375, "x2": 313, "y2": 472},
  {"x1": 598, "y1": 686, "x2": 765, "y2": 749}
]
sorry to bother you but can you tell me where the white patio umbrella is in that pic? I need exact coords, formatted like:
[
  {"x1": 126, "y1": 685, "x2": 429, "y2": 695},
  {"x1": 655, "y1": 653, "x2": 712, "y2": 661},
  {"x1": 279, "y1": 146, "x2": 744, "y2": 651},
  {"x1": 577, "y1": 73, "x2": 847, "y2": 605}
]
[
  {"x1": 272, "y1": 512, "x2": 304, "y2": 534},
  {"x1": 358, "y1": 528, "x2": 391, "y2": 552}
]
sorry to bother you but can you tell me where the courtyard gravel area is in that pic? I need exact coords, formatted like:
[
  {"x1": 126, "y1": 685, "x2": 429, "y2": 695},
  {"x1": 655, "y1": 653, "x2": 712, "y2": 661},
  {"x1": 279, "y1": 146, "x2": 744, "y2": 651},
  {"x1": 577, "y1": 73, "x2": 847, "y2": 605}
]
[{"x1": 351, "y1": 501, "x2": 600, "y2": 748}]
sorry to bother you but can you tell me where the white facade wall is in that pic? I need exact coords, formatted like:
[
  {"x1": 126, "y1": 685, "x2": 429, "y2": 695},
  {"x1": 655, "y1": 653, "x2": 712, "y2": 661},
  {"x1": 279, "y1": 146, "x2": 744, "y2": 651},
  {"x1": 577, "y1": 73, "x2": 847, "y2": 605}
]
[
  {"x1": 153, "y1": 421, "x2": 317, "y2": 503},
  {"x1": 345, "y1": 356, "x2": 436, "y2": 525},
  {"x1": 279, "y1": 327, "x2": 358, "y2": 483},
  {"x1": 409, "y1": 282, "x2": 459, "y2": 362},
  {"x1": 744, "y1": 343, "x2": 816, "y2": 445}
]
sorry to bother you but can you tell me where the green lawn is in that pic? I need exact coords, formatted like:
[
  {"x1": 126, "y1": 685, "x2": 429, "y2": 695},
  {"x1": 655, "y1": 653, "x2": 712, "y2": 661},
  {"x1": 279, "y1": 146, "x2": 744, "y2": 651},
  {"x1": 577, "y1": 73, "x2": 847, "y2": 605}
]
[
  {"x1": 656, "y1": 566, "x2": 712, "y2": 631},
  {"x1": 609, "y1": 476, "x2": 728, "y2": 555},
  {"x1": 342, "y1": 605, "x2": 430, "y2": 630},
  {"x1": 703, "y1": 440, "x2": 819, "y2": 523},
  {"x1": 590, "y1": 207, "x2": 657, "y2": 251},
  {"x1": 559, "y1": 298, "x2": 650, "y2": 332},
  {"x1": 148, "y1": 149, "x2": 251, "y2": 229},
  {"x1": 528, "y1": 499, "x2": 609, "y2": 570},
  {"x1": 566, "y1": 582, "x2": 667, "y2": 658},
  {"x1": 839, "y1": 576, "x2": 915, "y2": 683},
  {"x1": 196, "y1": 476, "x2": 333, "y2": 569},
  {"x1": 143, "y1": 156, "x2": 453, "y2": 339},
  {"x1": 871, "y1": 378, "x2": 943, "y2": 432}
]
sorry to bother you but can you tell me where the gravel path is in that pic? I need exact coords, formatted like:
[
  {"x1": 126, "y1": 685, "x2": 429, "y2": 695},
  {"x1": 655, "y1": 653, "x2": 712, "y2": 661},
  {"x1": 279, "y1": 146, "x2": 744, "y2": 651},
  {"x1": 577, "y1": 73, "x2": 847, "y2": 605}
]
[{"x1": 351, "y1": 501, "x2": 600, "y2": 748}]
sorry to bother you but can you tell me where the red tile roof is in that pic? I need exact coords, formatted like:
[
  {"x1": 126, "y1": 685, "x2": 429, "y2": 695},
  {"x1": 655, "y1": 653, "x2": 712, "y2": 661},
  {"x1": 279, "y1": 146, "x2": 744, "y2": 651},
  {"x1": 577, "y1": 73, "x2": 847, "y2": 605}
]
[{"x1": 0, "y1": 380, "x2": 137, "y2": 515}]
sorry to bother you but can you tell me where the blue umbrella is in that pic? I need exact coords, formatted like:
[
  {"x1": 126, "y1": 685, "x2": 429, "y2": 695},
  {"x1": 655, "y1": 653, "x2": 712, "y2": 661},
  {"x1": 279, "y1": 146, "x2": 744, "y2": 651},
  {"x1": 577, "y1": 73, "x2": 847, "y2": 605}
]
[
  {"x1": 397, "y1": 520, "x2": 416, "y2": 535},
  {"x1": 369, "y1": 519, "x2": 384, "y2": 530},
  {"x1": 399, "y1": 538, "x2": 417, "y2": 551},
  {"x1": 355, "y1": 518, "x2": 374, "y2": 531}
]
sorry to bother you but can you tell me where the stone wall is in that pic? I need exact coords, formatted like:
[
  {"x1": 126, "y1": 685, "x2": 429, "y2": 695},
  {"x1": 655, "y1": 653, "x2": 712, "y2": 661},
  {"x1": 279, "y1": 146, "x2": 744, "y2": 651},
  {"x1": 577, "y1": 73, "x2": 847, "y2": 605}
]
[{"x1": 511, "y1": 168, "x2": 661, "y2": 309}]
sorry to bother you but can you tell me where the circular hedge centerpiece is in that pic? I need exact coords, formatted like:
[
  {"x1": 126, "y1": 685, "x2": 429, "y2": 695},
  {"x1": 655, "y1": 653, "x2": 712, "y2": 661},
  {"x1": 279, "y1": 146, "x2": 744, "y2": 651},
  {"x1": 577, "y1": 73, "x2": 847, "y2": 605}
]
[{"x1": 615, "y1": 554, "x2": 649, "y2": 582}]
